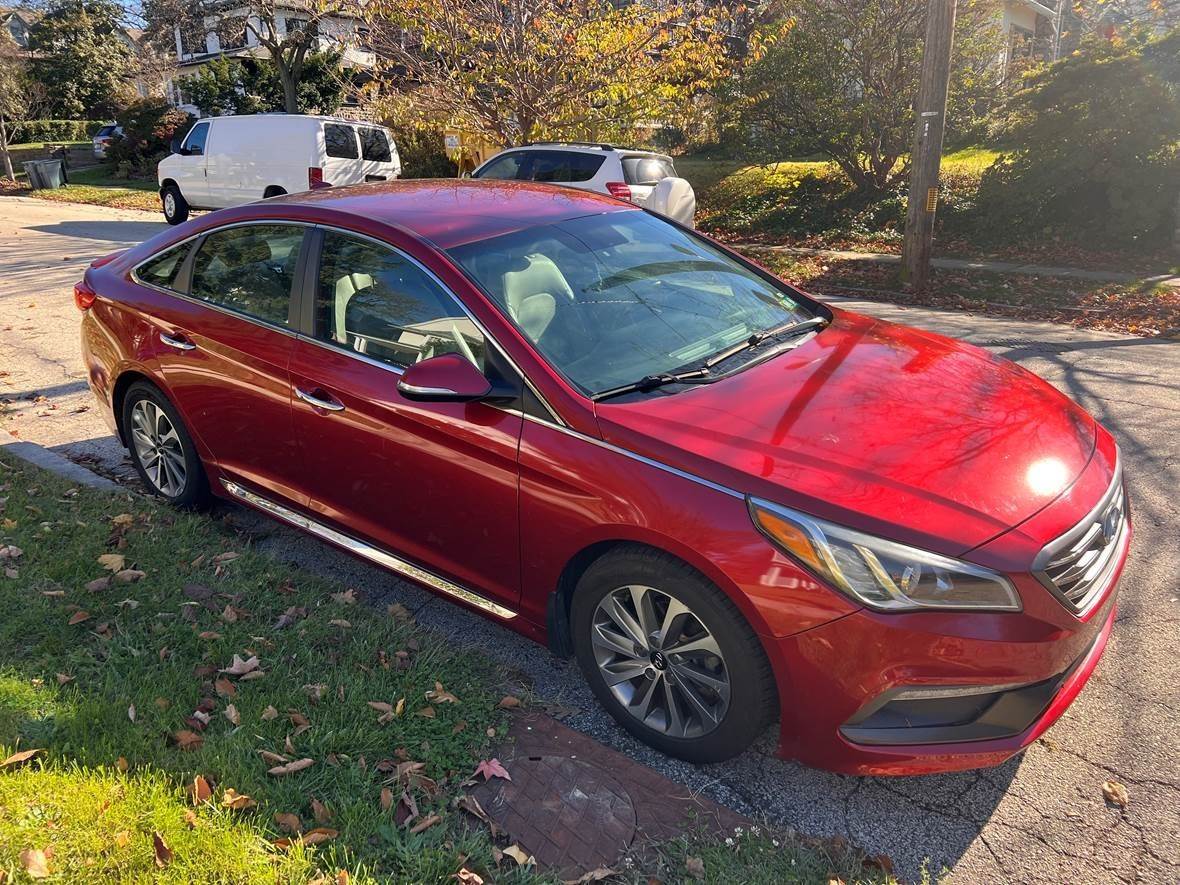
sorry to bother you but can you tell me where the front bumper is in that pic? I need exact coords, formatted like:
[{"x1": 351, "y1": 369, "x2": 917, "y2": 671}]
[{"x1": 770, "y1": 528, "x2": 1127, "y2": 775}]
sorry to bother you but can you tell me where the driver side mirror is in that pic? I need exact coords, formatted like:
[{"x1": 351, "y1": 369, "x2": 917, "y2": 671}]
[{"x1": 397, "y1": 353, "x2": 492, "y2": 402}]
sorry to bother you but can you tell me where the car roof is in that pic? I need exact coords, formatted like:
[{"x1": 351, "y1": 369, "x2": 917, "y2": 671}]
[
  {"x1": 196, "y1": 114, "x2": 388, "y2": 128},
  {"x1": 498, "y1": 143, "x2": 671, "y2": 159},
  {"x1": 265, "y1": 178, "x2": 637, "y2": 249}
]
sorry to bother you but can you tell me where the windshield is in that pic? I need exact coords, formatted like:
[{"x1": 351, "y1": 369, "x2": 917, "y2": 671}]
[{"x1": 448, "y1": 211, "x2": 811, "y2": 396}]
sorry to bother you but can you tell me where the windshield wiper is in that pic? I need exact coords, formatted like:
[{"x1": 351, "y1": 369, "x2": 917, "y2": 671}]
[
  {"x1": 704, "y1": 315, "x2": 828, "y2": 370},
  {"x1": 592, "y1": 368, "x2": 711, "y2": 402}
]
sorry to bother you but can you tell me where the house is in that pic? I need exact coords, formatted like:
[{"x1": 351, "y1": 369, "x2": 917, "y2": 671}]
[
  {"x1": 1000, "y1": 0, "x2": 1060, "y2": 73},
  {"x1": 1, "y1": 6, "x2": 34, "y2": 50},
  {"x1": 165, "y1": 4, "x2": 375, "y2": 116}
]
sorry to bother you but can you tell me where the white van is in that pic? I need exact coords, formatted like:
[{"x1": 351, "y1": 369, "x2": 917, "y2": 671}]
[{"x1": 157, "y1": 114, "x2": 401, "y2": 224}]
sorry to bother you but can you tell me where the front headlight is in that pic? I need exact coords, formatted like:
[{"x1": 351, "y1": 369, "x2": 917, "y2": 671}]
[{"x1": 749, "y1": 497, "x2": 1020, "y2": 612}]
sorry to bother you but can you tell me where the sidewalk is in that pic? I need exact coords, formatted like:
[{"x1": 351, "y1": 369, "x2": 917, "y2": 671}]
[{"x1": 739, "y1": 243, "x2": 1180, "y2": 286}]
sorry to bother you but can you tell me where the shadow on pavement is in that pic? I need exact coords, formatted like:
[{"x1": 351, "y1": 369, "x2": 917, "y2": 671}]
[{"x1": 28, "y1": 219, "x2": 166, "y2": 243}]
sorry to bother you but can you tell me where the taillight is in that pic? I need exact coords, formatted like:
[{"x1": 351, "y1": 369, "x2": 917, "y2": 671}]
[
  {"x1": 606, "y1": 181, "x2": 632, "y2": 201},
  {"x1": 74, "y1": 280, "x2": 97, "y2": 311},
  {"x1": 309, "y1": 167, "x2": 331, "y2": 189}
]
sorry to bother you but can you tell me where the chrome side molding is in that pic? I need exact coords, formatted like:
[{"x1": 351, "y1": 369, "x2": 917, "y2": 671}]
[{"x1": 221, "y1": 480, "x2": 518, "y2": 620}]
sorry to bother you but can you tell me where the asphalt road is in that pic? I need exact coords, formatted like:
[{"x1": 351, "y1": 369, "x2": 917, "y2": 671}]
[{"x1": 2, "y1": 195, "x2": 1178, "y2": 883}]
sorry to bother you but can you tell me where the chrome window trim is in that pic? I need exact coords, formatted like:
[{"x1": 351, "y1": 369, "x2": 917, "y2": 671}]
[{"x1": 222, "y1": 479, "x2": 518, "y2": 620}]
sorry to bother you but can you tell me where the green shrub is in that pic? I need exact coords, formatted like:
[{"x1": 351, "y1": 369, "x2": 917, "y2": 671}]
[
  {"x1": 394, "y1": 127, "x2": 457, "y2": 179},
  {"x1": 976, "y1": 29, "x2": 1180, "y2": 248},
  {"x1": 106, "y1": 99, "x2": 194, "y2": 178},
  {"x1": 8, "y1": 119, "x2": 105, "y2": 143}
]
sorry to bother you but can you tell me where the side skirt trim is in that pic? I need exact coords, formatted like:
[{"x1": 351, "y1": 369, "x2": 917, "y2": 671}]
[{"x1": 221, "y1": 479, "x2": 518, "y2": 620}]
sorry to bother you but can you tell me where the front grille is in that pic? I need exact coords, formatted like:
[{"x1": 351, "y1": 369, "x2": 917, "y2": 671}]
[{"x1": 1036, "y1": 473, "x2": 1127, "y2": 615}]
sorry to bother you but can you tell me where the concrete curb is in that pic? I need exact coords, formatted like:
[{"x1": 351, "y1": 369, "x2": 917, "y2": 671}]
[{"x1": 2, "y1": 439, "x2": 121, "y2": 491}]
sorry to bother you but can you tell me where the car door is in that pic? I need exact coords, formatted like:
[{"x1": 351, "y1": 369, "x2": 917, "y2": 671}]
[
  {"x1": 288, "y1": 227, "x2": 523, "y2": 609},
  {"x1": 149, "y1": 221, "x2": 309, "y2": 505},
  {"x1": 357, "y1": 126, "x2": 395, "y2": 182},
  {"x1": 322, "y1": 122, "x2": 361, "y2": 187},
  {"x1": 177, "y1": 121, "x2": 212, "y2": 207}
]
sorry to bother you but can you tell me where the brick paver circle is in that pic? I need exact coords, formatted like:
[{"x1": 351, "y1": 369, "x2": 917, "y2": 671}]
[{"x1": 471, "y1": 754, "x2": 638, "y2": 876}]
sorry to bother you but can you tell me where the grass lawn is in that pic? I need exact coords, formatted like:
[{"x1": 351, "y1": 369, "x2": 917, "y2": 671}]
[
  {"x1": 0, "y1": 456, "x2": 894, "y2": 883},
  {"x1": 0, "y1": 164, "x2": 160, "y2": 213},
  {"x1": 743, "y1": 248, "x2": 1180, "y2": 338}
]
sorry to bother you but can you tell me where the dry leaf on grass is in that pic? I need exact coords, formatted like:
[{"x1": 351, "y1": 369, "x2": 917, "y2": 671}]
[
  {"x1": 380, "y1": 786, "x2": 393, "y2": 811},
  {"x1": 473, "y1": 759, "x2": 511, "y2": 782},
  {"x1": 331, "y1": 589, "x2": 357, "y2": 605},
  {"x1": 188, "y1": 775, "x2": 212, "y2": 804},
  {"x1": 1, "y1": 748, "x2": 42, "y2": 769},
  {"x1": 261, "y1": 705, "x2": 279, "y2": 721},
  {"x1": 212, "y1": 551, "x2": 240, "y2": 564},
  {"x1": 116, "y1": 756, "x2": 129, "y2": 772},
  {"x1": 274, "y1": 812, "x2": 303, "y2": 834},
  {"x1": 20, "y1": 847, "x2": 51, "y2": 878},
  {"x1": 1103, "y1": 780, "x2": 1130, "y2": 809},
  {"x1": 426, "y1": 681, "x2": 459, "y2": 704},
  {"x1": 127, "y1": 704, "x2": 136, "y2": 723},
  {"x1": 258, "y1": 750, "x2": 288, "y2": 764},
  {"x1": 221, "y1": 788, "x2": 257, "y2": 810},
  {"x1": 172, "y1": 730, "x2": 204, "y2": 751},
  {"x1": 152, "y1": 832, "x2": 172, "y2": 868},
  {"x1": 67, "y1": 610, "x2": 91, "y2": 626},
  {"x1": 214, "y1": 678, "x2": 236, "y2": 698},
  {"x1": 224, "y1": 704, "x2": 240, "y2": 726},
  {"x1": 562, "y1": 869, "x2": 618, "y2": 884},
  {"x1": 84, "y1": 576, "x2": 111, "y2": 592},
  {"x1": 497, "y1": 695, "x2": 521, "y2": 709},
  {"x1": 685, "y1": 856, "x2": 705, "y2": 879},
  {"x1": 311, "y1": 798, "x2": 332, "y2": 824},
  {"x1": 456, "y1": 869, "x2": 485, "y2": 885},
  {"x1": 328, "y1": 619, "x2": 351, "y2": 629},
  {"x1": 97, "y1": 553, "x2": 125, "y2": 571},
  {"x1": 502, "y1": 844, "x2": 534, "y2": 866},
  {"x1": 219, "y1": 654, "x2": 261, "y2": 677},
  {"x1": 114, "y1": 568, "x2": 145, "y2": 583},
  {"x1": 409, "y1": 813, "x2": 442, "y2": 834},
  {"x1": 55, "y1": 673, "x2": 73, "y2": 685},
  {"x1": 269, "y1": 758, "x2": 315, "y2": 776}
]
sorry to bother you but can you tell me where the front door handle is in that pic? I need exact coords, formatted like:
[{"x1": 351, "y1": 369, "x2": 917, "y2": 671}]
[
  {"x1": 295, "y1": 386, "x2": 345, "y2": 412},
  {"x1": 160, "y1": 331, "x2": 196, "y2": 351}
]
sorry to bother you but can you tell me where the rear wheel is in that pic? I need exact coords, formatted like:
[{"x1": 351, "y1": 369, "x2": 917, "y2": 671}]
[
  {"x1": 263, "y1": 186, "x2": 287, "y2": 198},
  {"x1": 122, "y1": 382, "x2": 208, "y2": 508},
  {"x1": 571, "y1": 547, "x2": 776, "y2": 763},
  {"x1": 161, "y1": 184, "x2": 189, "y2": 225}
]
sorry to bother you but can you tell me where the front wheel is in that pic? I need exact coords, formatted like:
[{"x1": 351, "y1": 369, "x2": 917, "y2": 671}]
[
  {"x1": 161, "y1": 184, "x2": 189, "y2": 225},
  {"x1": 571, "y1": 548, "x2": 777, "y2": 763},
  {"x1": 122, "y1": 382, "x2": 208, "y2": 508}
]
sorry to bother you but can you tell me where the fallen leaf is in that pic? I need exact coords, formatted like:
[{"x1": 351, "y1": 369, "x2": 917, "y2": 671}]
[
  {"x1": 274, "y1": 812, "x2": 303, "y2": 834},
  {"x1": 395, "y1": 697, "x2": 405, "y2": 716},
  {"x1": 261, "y1": 705, "x2": 279, "y2": 721},
  {"x1": 685, "y1": 856, "x2": 705, "y2": 879},
  {"x1": 221, "y1": 788, "x2": 257, "y2": 810},
  {"x1": 258, "y1": 750, "x2": 288, "y2": 764},
  {"x1": 214, "y1": 678, "x2": 236, "y2": 698},
  {"x1": 387, "y1": 602, "x2": 412, "y2": 620},
  {"x1": 152, "y1": 832, "x2": 172, "y2": 868},
  {"x1": 417, "y1": 705, "x2": 436, "y2": 719},
  {"x1": 84, "y1": 576, "x2": 111, "y2": 592},
  {"x1": 328, "y1": 619, "x2": 351, "y2": 629},
  {"x1": 114, "y1": 830, "x2": 131, "y2": 848},
  {"x1": 55, "y1": 673, "x2": 73, "y2": 685},
  {"x1": 561, "y1": 869, "x2": 618, "y2": 885},
  {"x1": 127, "y1": 704, "x2": 136, "y2": 723},
  {"x1": 219, "y1": 654, "x2": 261, "y2": 676},
  {"x1": 114, "y1": 568, "x2": 146, "y2": 584},
  {"x1": 172, "y1": 729, "x2": 204, "y2": 751},
  {"x1": 409, "y1": 812, "x2": 442, "y2": 834},
  {"x1": 1103, "y1": 780, "x2": 1130, "y2": 809},
  {"x1": 197, "y1": 631, "x2": 222, "y2": 641},
  {"x1": 188, "y1": 775, "x2": 212, "y2": 804},
  {"x1": 212, "y1": 551, "x2": 240, "y2": 564},
  {"x1": 311, "y1": 798, "x2": 332, "y2": 824},
  {"x1": 301, "y1": 827, "x2": 338, "y2": 846},
  {"x1": 426, "y1": 681, "x2": 459, "y2": 704},
  {"x1": 98, "y1": 553, "x2": 125, "y2": 571},
  {"x1": 116, "y1": 756, "x2": 129, "y2": 772},
  {"x1": 457, "y1": 869, "x2": 485, "y2": 885},
  {"x1": 331, "y1": 589, "x2": 357, "y2": 605},
  {"x1": 1, "y1": 748, "x2": 42, "y2": 769},
  {"x1": 367, "y1": 701, "x2": 394, "y2": 714},
  {"x1": 473, "y1": 758, "x2": 511, "y2": 782},
  {"x1": 183, "y1": 809, "x2": 198, "y2": 829},
  {"x1": 221, "y1": 604, "x2": 238, "y2": 623},
  {"x1": 20, "y1": 848, "x2": 50, "y2": 878},
  {"x1": 224, "y1": 704, "x2": 240, "y2": 726},
  {"x1": 497, "y1": 695, "x2": 521, "y2": 709},
  {"x1": 268, "y1": 758, "x2": 315, "y2": 776},
  {"x1": 112, "y1": 513, "x2": 135, "y2": 527},
  {"x1": 41, "y1": 590, "x2": 66, "y2": 598},
  {"x1": 502, "y1": 844, "x2": 534, "y2": 866},
  {"x1": 67, "y1": 610, "x2": 91, "y2": 625}
]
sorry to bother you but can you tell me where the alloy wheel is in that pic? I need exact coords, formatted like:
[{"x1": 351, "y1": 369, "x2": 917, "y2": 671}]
[
  {"x1": 130, "y1": 399, "x2": 187, "y2": 497},
  {"x1": 590, "y1": 584, "x2": 731, "y2": 739},
  {"x1": 163, "y1": 192, "x2": 176, "y2": 218}
]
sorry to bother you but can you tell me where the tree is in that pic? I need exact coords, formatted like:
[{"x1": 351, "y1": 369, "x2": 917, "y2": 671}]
[
  {"x1": 738, "y1": 0, "x2": 1002, "y2": 194},
  {"x1": 977, "y1": 28, "x2": 1180, "y2": 248},
  {"x1": 28, "y1": 0, "x2": 133, "y2": 118},
  {"x1": 181, "y1": 51, "x2": 345, "y2": 116},
  {"x1": 366, "y1": 0, "x2": 733, "y2": 146},
  {"x1": 144, "y1": 0, "x2": 357, "y2": 113},
  {"x1": 0, "y1": 33, "x2": 30, "y2": 180}
]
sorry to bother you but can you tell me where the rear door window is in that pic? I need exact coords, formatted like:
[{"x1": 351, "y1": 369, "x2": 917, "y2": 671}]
[
  {"x1": 324, "y1": 124, "x2": 359, "y2": 159},
  {"x1": 530, "y1": 151, "x2": 605, "y2": 183},
  {"x1": 189, "y1": 224, "x2": 305, "y2": 326},
  {"x1": 136, "y1": 242, "x2": 192, "y2": 291},
  {"x1": 359, "y1": 127, "x2": 392, "y2": 162},
  {"x1": 622, "y1": 156, "x2": 676, "y2": 185}
]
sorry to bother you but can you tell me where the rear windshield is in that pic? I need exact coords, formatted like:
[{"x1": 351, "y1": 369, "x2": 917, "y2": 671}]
[
  {"x1": 359, "y1": 127, "x2": 392, "y2": 162},
  {"x1": 324, "y1": 123, "x2": 359, "y2": 159},
  {"x1": 97, "y1": 125, "x2": 117, "y2": 137},
  {"x1": 622, "y1": 155, "x2": 676, "y2": 185}
]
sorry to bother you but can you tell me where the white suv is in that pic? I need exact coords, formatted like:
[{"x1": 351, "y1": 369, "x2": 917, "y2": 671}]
[{"x1": 471, "y1": 143, "x2": 695, "y2": 227}]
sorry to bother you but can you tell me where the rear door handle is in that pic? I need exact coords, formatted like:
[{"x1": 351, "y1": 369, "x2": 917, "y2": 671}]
[
  {"x1": 160, "y1": 332, "x2": 196, "y2": 351},
  {"x1": 295, "y1": 386, "x2": 345, "y2": 412}
]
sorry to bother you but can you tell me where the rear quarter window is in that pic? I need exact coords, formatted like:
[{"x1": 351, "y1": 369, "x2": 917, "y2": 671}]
[
  {"x1": 135, "y1": 242, "x2": 192, "y2": 291},
  {"x1": 359, "y1": 127, "x2": 392, "y2": 162},
  {"x1": 324, "y1": 124, "x2": 359, "y2": 159},
  {"x1": 530, "y1": 151, "x2": 605, "y2": 183},
  {"x1": 622, "y1": 156, "x2": 676, "y2": 185}
]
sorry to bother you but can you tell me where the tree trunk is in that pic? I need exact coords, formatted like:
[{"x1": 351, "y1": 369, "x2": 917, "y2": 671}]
[
  {"x1": 277, "y1": 62, "x2": 299, "y2": 113},
  {"x1": 0, "y1": 116, "x2": 14, "y2": 183}
]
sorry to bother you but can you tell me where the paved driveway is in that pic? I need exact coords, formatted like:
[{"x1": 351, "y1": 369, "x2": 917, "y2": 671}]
[{"x1": 2, "y1": 196, "x2": 1178, "y2": 882}]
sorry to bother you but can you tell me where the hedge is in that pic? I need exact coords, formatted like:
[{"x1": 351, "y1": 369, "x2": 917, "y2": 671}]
[{"x1": 6, "y1": 119, "x2": 106, "y2": 144}]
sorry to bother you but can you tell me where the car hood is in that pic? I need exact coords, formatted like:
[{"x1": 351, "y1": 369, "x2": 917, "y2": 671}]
[{"x1": 594, "y1": 309, "x2": 1097, "y2": 556}]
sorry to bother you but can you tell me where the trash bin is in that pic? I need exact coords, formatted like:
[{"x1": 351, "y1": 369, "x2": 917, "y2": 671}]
[{"x1": 21, "y1": 159, "x2": 66, "y2": 190}]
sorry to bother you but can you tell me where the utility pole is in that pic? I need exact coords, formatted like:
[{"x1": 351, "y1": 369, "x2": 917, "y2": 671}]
[{"x1": 900, "y1": 0, "x2": 957, "y2": 291}]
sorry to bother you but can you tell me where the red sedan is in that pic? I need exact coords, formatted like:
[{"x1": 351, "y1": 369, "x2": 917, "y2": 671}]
[{"x1": 77, "y1": 181, "x2": 1129, "y2": 775}]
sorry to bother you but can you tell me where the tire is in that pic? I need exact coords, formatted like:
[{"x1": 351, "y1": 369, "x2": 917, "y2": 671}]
[
  {"x1": 161, "y1": 184, "x2": 189, "y2": 225},
  {"x1": 263, "y1": 186, "x2": 287, "y2": 198},
  {"x1": 571, "y1": 547, "x2": 777, "y2": 763},
  {"x1": 121, "y1": 381, "x2": 209, "y2": 508}
]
